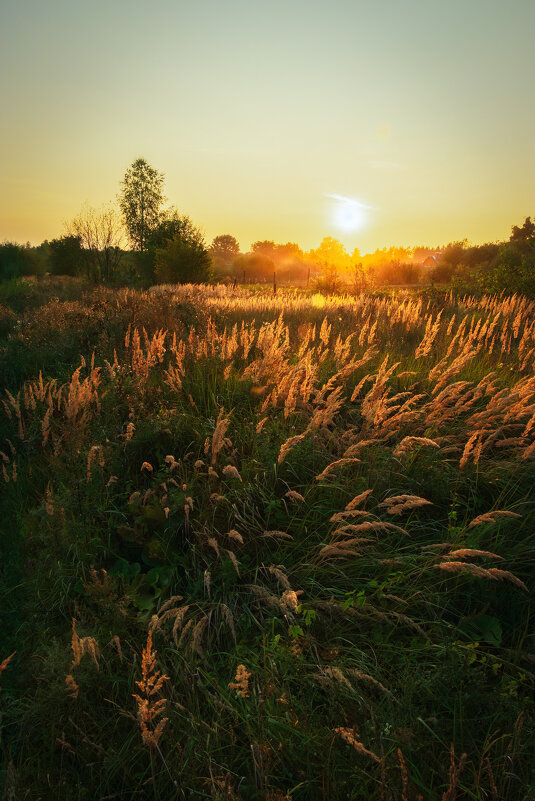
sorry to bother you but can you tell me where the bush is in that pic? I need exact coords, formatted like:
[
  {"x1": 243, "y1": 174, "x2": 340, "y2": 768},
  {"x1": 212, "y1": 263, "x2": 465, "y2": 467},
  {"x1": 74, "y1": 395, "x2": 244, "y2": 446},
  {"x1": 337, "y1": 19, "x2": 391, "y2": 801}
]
[
  {"x1": 48, "y1": 235, "x2": 83, "y2": 276},
  {"x1": 0, "y1": 242, "x2": 30, "y2": 280},
  {"x1": 154, "y1": 235, "x2": 212, "y2": 284}
]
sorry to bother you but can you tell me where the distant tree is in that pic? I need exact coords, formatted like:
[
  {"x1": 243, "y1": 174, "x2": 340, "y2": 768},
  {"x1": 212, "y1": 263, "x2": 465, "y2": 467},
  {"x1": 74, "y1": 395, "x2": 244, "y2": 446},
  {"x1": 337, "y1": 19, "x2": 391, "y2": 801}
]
[
  {"x1": 275, "y1": 242, "x2": 303, "y2": 260},
  {"x1": 397, "y1": 262, "x2": 421, "y2": 284},
  {"x1": 485, "y1": 229, "x2": 535, "y2": 296},
  {"x1": 351, "y1": 262, "x2": 369, "y2": 294},
  {"x1": 0, "y1": 242, "x2": 29, "y2": 280},
  {"x1": 440, "y1": 240, "x2": 468, "y2": 271},
  {"x1": 48, "y1": 235, "x2": 83, "y2": 276},
  {"x1": 210, "y1": 235, "x2": 240, "y2": 265},
  {"x1": 430, "y1": 262, "x2": 456, "y2": 284},
  {"x1": 510, "y1": 216, "x2": 535, "y2": 245},
  {"x1": 68, "y1": 204, "x2": 124, "y2": 281},
  {"x1": 153, "y1": 214, "x2": 211, "y2": 284},
  {"x1": 119, "y1": 158, "x2": 165, "y2": 252},
  {"x1": 251, "y1": 240, "x2": 277, "y2": 258},
  {"x1": 309, "y1": 237, "x2": 351, "y2": 269},
  {"x1": 146, "y1": 209, "x2": 205, "y2": 252}
]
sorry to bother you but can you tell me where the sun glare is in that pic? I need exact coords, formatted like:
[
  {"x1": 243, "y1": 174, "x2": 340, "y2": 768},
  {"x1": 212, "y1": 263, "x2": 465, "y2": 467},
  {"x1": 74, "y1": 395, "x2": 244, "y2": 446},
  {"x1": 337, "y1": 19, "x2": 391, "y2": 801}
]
[{"x1": 325, "y1": 193, "x2": 370, "y2": 233}]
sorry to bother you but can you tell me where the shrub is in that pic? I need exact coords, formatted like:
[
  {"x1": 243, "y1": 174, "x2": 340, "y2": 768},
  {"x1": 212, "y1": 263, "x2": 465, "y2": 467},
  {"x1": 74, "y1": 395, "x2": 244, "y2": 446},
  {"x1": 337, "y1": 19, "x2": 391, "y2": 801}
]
[{"x1": 154, "y1": 235, "x2": 212, "y2": 284}]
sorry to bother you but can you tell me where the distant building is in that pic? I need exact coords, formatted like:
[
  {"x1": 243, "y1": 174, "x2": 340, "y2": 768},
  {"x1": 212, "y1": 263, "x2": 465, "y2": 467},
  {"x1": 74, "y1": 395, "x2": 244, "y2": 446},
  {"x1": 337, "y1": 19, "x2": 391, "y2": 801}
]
[{"x1": 421, "y1": 254, "x2": 440, "y2": 268}]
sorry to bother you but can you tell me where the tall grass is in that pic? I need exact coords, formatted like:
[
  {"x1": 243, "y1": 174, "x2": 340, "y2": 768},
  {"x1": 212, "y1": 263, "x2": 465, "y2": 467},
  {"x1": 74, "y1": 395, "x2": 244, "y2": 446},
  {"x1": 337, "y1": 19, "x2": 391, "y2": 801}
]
[{"x1": 0, "y1": 282, "x2": 534, "y2": 799}]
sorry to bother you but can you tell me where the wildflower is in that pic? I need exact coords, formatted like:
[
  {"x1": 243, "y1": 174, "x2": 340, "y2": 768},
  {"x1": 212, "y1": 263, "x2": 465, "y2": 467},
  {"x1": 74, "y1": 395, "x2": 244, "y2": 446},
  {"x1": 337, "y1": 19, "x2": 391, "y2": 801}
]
[
  {"x1": 132, "y1": 630, "x2": 169, "y2": 750},
  {"x1": 229, "y1": 664, "x2": 251, "y2": 698}
]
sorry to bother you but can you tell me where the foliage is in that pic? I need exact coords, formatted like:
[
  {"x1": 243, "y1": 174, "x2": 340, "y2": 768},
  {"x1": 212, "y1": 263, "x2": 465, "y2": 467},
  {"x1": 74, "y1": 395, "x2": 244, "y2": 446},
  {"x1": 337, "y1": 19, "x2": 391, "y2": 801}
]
[
  {"x1": 210, "y1": 234, "x2": 240, "y2": 272},
  {"x1": 450, "y1": 218, "x2": 535, "y2": 297},
  {"x1": 1, "y1": 281, "x2": 534, "y2": 799},
  {"x1": 309, "y1": 236, "x2": 351, "y2": 270},
  {"x1": 374, "y1": 260, "x2": 421, "y2": 286},
  {"x1": 0, "y1": 242, "x2": 36, "y2": 281},
  {"x1": 119, "y1": 157, "x2": 165, "y2": 252},
  {"x1": 153, "y1": 221, "x2": 211, "y2": 284},
  {"x1": 68, "y1": 204, "x2": 125, "y2": 282},
  {"x1": 48, "y1": 235, "x2": 83, "y2": 276}
]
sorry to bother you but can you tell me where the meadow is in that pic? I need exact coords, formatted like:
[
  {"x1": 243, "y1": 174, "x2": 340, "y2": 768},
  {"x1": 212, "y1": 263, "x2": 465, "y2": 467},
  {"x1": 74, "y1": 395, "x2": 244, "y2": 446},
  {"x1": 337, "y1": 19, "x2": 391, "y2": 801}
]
[{"x1": 1, "y1": 278, "x2": 534, "y2": 800}]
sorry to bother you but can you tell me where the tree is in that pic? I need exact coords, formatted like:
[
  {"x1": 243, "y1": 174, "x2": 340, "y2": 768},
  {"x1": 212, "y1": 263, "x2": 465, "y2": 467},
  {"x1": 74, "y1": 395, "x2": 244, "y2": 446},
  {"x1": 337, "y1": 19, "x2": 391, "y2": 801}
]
[
  {"x1": 119, "y1": 158, "x2": 165, "y2": 252},
  {"x1": 68, "y1": 204, "x2": 124, "y2": 281},
  {"x1": 251, "y1": 240, "x2": 277, "y2": 258},
  {"x1": 309, "y1": 237, "x2": 351, "y2": 270},
  {"x1": 0, "y1": 242, "x2": 30, "y2": 280},
  {"x1": 510, "y1": 216, "x2": 535, "y2": 245},
  {"x1": 153, "y1": 213, "x2": 211, "y2": 284},
  {"x1": 48, "y1": 235, "x2": 83, "y2": 276},
  {"x1": 146, "y1": 209, "x2": 205, "y2": 252},
  {"x1": 210, "y1": 235, "x2": 240, "y2": 264}
]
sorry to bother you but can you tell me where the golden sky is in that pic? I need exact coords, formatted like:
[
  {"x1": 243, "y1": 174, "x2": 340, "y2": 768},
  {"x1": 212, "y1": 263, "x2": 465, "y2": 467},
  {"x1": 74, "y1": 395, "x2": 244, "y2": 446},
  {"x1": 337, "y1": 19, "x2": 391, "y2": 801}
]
[{"x1": 1, "y1": 0, "x2": 534, "y2": 253}]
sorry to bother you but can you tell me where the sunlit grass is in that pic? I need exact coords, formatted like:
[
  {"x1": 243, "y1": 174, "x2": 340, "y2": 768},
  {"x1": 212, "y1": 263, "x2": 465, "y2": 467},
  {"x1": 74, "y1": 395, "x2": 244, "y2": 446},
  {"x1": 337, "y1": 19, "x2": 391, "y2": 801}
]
[{"x1": 1, "y1": 281, "x2": 534, "y2": 799}]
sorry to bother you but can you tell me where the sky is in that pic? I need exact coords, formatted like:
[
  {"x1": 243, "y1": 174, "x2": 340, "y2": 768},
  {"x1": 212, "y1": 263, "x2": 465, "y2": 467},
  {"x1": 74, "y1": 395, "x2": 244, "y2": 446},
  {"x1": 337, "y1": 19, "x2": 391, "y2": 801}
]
[{"x1": 1, "y1": 0, "x2": 534, "y2": 254}]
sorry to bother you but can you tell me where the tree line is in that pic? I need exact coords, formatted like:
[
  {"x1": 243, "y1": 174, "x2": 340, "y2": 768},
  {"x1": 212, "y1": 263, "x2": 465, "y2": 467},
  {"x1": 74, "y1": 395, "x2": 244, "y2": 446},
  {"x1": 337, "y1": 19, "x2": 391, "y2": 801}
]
[{"x1": 1, "y1": 157, "x2": 534, "y2": 296}]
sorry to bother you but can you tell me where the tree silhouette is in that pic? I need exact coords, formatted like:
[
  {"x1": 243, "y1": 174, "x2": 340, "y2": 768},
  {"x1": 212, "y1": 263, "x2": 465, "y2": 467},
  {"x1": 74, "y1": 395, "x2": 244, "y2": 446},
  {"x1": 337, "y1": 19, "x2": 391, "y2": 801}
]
[{"x1": 119, "y1": 158, "x2": 165, "y2": 252}]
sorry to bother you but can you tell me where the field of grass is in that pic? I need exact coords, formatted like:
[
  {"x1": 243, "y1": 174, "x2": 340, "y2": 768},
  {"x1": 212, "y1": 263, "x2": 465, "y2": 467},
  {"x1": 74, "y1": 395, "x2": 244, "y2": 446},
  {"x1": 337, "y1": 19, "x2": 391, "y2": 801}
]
[{"x1": 1, "y1": 279, "x2": 534, "y2": 800}]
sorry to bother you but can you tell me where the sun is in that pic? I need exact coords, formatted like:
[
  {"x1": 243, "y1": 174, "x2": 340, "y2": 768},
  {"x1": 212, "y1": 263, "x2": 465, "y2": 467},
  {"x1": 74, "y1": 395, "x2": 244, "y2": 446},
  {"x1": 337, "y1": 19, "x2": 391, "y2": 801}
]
[{"x1": 325, "y1": 193, "x2": 369, "y2": 233}]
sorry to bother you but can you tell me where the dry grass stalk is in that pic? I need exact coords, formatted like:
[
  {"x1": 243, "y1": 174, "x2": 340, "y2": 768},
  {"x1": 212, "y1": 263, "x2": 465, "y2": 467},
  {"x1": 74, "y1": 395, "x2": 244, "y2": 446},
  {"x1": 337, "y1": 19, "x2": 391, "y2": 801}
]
[
  {"x1": 280, "y1": 590, "x2": 300, "y2": 613},
  {"x1": 229, "y1": 664, "x2": 251, "y2": 698},
  {"x1": 211, "y1": 408, "x2": 231, "y2": 465},
  {"x1": 435, "y1": 561, "x2": 495, "y2": 580},
  {"x1": 379, "y1": 494, "x2": 432, "y2": 515},
  {"x1": 227, "y1": 529, "x2": 244, "y2": 544},
  {"x1": 443, "y1": 549, "x2": 502, "y2": 560},
  {"x1": 315, "y1": 458, "x2": 360, "y2": 482},
  {"x1": 318, "y1": 544, "x2": 365, "y2": 559},
  {"x1": 468, "y1": 510, "x2": 521, "y2": 528},
  {"x1": 65, "y1": 674, "x2": 79, "y2": 699},
  {"x1": 343, "y1": 438, "x2": 382, "y2": 454},
  {"x1": 329, "y1": 509, "x2": 370, "y2": 523},
  {"x1": 262, "y1": 530, "x2": 292, "y2": 540},
  {"x1": 442, "y1": 745, "x2": 467, "y2": 801},
  {"x1": 435, "y1": 561, "x2": 527, "y2": 590},
  {"x1": 334, "y1": 727, "x2": 381, "y2": 763},
  {"x1": 0, "y1": 652, "x2": 15, "y2": 683},
  {"x1": 86, "y1": 444, "x2": 105, "y2": 482},
  {"x1": 345, "y1": 489, "x2": 373, "y2": 509},
  {"x1": 393, "y1": 436, "x2": 439, "y2": 457},
  {"x1": 256, "y1": 416, "x2": 269, "y2": 433},
  {"x1": 268, "y1": 565, "x2": 292, "y2": 590},
  {"x1": 222, "y1": 464, "x2": 242, "y2": 481},
  {"x1": 285, "y1": 490, "x2": 305, "y2": 502},
  {"x1": 333, "y1": 521, "x2": 407, "y2": 537},
  {"x1": 71, "y1": 619, "x2": 100, "y2": 669},
  {"x1": 486, "y1": 568, "x2": 528, "y2": 592},
  {"x1": 346, "y1": 668, "x2": 393, "y2": 698},
  {"x1": 226, "y1": 549, "x2": 240, "y2": 575},
  {"x1": 278, "y1": 432, "x2": 306, "y2": 464},
  {"x1": 192, "y1": 616, "x2": 208, "y2": 656},
  {"x1": 132, "y1": 630, "x2": 169, "y2": 750},
  {"x1": 398, "y1": 747, "x2": 409, "y2": 801},
  {"x1": 111, "y1": 635, "x2": 123, "y2": 661}
]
